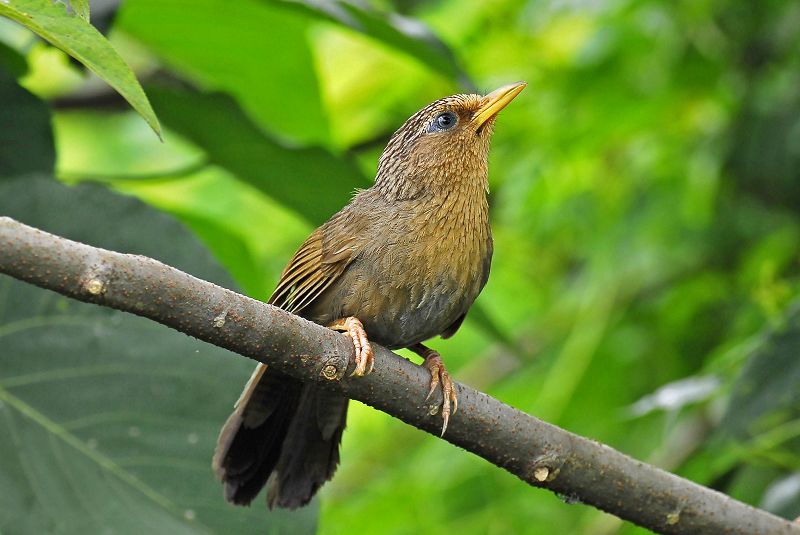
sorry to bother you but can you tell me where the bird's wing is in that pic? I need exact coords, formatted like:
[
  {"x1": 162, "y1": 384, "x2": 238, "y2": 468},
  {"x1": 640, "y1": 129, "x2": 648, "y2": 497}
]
[
  {"x1": 268, "y1": 222, "x2": 363, "y2": 315},
  {"x1": 440, "y1": 312, "x2": 467, "y2": 339}
]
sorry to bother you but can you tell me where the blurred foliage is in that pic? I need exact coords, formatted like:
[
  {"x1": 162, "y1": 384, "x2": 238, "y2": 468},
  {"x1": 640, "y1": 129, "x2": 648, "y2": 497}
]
[
  {"x1": 1, "y1": 0, "x2": 800, "y2": 534},
  {"x1": 0, "y1": 0, "x2": 160, "y2": 136},
  {"x1": 0, "y1": 177, "x2": 316, "y2": 534}
]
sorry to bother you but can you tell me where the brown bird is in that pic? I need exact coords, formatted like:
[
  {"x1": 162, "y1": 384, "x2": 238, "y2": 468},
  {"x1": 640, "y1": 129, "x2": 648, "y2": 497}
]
[{"x1": 212, "y1": 81, "x2": 526, "y2": 509}]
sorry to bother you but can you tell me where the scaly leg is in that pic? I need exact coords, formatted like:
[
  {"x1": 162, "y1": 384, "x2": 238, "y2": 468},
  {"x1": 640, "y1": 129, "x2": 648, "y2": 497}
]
[
  {"x1": 409, "y1": 343, "x2": 457, "y2": 436},
  {"x1": 328, "y1": 317, "x2": 374, "y2": 376}
]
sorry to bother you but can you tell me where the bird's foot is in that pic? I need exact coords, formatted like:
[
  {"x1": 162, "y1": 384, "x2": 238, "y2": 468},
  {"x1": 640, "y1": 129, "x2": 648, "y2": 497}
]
[
  {"x1": 412, "y1": 344, "x2": 457, "y2": 436},
  {"x1": 328, "y1": 316, "x2": 374, "y2": 376}
]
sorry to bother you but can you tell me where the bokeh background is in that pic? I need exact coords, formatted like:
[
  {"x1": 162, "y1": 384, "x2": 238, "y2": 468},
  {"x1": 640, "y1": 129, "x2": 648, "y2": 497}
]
[{"x1": 1, "y1": 0, "x2": 799, "y2": 534}]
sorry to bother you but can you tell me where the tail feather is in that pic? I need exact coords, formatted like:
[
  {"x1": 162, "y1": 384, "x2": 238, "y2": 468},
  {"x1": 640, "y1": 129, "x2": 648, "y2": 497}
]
[
  {"x1": 267, "y1": 386, "x2": 348, "y2": 509},
  {"x1": 213, "y1": 363, "x2": 348, "y2": 508},
  {"x1": 213, "y1": 365, "x2": 301, "y2": 505}
]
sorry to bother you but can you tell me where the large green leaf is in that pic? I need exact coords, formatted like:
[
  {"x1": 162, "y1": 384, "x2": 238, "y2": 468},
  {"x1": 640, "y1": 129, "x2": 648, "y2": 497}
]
[
  {"x1": 0, "y1": 0, "x2": 160, "y2": 137},
  {"x1": 148, "y1": 87, "x2": 370, "y2": 225},
  {"x1": 0, "y1": 39, "x2": 27, "y2": 77},
  {"x1": 0, "y1": 177, "x2": 317, "y2": 534},
  {"x1": 117, "y1": 0, "x2": 326, "y2": 144},
  {"x1": 117, "y1": 0, "x2": 472, "y2": 145},
  {"x1": 68, "y1": 0, "x2": 90, "y2": 22},
  {"x1": 0, "y1": 64, "x2": 54, "y2": 177},
  {"x1": 275, "y1": 0, "x2": 474, "y2": 90}
]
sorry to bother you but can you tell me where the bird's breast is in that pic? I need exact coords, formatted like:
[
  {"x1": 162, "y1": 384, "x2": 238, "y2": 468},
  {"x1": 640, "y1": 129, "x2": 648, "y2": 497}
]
[{"x1": 307, "y1": 192, "x2": 492, "y2": 349}]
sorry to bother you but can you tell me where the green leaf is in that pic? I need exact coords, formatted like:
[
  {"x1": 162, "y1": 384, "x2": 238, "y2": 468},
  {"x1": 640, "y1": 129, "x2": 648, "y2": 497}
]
[
  {"x1": 276, "y1": 0, "x2": 474, "y2": 90},
  {"x1": 172, "y1": 209, "x2": 274, "y2": 299},
  {"x1": 0, "y1": 177, "x2": 316, "y2": 534},
  {"x1": 0, "y1": 0, "x2": 160, "y2": 137},
  {"x1": 0, "y1": 65, "x2": 54, "y2": 177},
  {"x1": 148, "y1": 87, "x2": 370, "y2": 225},
  {"x1": 0, "y1": 39, "x2": 27, "y2": 77},
  {"x1": 68, "y1": 0, "x2": 89, "y2": 21},
  {"x1": 117, "y1": 0, "x2": 325, "y2": 144}
]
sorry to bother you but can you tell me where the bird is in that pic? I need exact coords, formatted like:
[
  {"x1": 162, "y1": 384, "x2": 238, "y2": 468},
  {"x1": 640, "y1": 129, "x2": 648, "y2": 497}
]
[{"x1": 212, "y1": 81, "x2": 526, "y2": 510}]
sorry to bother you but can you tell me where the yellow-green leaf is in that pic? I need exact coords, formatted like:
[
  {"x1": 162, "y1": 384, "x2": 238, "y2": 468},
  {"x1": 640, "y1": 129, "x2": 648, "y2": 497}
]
[
  {"x1": 69, "y1": 0, "x2": 90, "y2": 21},
  {"x1": 0, "y1": 0, "x2": 160, "y2": 138}
]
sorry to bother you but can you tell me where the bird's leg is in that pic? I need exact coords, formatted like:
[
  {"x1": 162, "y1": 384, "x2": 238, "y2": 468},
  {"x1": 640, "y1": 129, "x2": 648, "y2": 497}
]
[
  {"x1": 409, "y1": 343, "x2": 457, "y2": 436},
  {"x1": 327, "y1": 317, "x2": 374, "y2": 377}
]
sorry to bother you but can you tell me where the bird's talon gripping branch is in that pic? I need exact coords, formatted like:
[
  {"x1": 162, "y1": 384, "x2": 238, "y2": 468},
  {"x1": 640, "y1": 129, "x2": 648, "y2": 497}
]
[
  {"x1": 425, "y1": 364, "x2": 440, "y2": 401},
  {"x1": 328, "y1": 316, "x2": 374, "y2": 377},
  {"x1": 413, "y1": 344, "x2": 457, "y2": 436}
]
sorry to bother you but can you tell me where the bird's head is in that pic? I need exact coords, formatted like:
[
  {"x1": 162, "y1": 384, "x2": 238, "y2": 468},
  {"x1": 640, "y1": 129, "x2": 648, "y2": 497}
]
[{"x1": 375, "y1": 82, "x2": 526, "y2": 199}]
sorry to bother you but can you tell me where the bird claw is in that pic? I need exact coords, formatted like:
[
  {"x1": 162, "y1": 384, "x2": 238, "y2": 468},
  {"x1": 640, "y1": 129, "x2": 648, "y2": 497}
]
[
  {"x1": 329, "y1": 317, "x2": 374, "y2": 377},
  {"x1": 422, "y1": 351, "x2": 458, "y2": 436}
]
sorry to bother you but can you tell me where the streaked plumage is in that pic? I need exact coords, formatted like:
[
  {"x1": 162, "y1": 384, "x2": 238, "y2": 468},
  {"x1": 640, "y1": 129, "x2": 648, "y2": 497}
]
[{"x1": 213, "y1": 83, "x2": 525, "y2": 509}]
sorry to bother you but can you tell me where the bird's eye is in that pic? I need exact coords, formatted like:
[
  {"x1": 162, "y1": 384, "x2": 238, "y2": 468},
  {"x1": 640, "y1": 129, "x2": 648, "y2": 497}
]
[{"x1": 429, "y1": 111, "x2": 458, "y2": 132}]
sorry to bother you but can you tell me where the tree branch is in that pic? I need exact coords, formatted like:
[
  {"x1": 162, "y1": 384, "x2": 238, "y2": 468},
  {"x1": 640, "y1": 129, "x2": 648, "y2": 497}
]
[{"x1": 0, "y1": 216, "x2": 796, "y2": 535}]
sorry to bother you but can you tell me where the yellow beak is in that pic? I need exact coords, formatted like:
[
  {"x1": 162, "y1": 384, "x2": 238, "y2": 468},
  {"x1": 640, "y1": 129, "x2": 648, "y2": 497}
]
[{"x1": 472, "y1": 81, "x2": 527, "y2": 129}]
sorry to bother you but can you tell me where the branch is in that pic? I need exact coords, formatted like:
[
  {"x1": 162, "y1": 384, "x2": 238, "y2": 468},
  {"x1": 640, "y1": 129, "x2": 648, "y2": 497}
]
[{"x1": 0, "y1": 217, "x2": 796, "y2": 535}]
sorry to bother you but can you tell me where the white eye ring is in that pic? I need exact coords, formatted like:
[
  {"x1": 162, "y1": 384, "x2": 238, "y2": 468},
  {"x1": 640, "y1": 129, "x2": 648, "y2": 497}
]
[{"x1": 429, "y1": 111, "x2": 458, "y2": 132}]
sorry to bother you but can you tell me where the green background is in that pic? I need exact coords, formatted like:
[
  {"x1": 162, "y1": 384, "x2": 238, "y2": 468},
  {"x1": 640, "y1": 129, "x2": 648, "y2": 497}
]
[{"x1": 1, "y1": 0, "x2": 799, "y2": 533}]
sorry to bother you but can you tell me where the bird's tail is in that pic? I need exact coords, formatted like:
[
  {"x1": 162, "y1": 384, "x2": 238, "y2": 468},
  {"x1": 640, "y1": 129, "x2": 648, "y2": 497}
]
[{"x1": 212, "y1": 363, "x2": 348, "y2": 509}]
